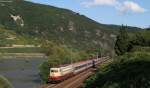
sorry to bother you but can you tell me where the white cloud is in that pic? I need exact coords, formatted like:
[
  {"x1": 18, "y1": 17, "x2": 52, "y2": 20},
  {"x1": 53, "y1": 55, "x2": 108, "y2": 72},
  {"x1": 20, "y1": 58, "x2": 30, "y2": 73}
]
[
  {"x1": 119, "y1": 1, "x2": 146, "y2": 13},
  {"x1": 82, "y1": 0, "x2": 117, "y2": 7},
  {"x1": 82, "y1": 0, "x2": 147, "y2": 13}
]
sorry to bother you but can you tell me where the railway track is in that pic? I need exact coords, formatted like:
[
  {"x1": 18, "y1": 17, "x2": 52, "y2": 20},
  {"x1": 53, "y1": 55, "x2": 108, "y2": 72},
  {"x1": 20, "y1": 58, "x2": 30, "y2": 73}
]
[{"x1": 40, "y1": 84, "x2": 56, "y2": 88}]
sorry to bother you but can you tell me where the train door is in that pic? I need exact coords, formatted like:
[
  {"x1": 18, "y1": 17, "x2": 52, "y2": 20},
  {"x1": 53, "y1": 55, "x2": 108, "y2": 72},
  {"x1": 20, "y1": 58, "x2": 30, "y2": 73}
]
[{"x1": 92, "y1": 60, "x2": 95, "y2": 68}]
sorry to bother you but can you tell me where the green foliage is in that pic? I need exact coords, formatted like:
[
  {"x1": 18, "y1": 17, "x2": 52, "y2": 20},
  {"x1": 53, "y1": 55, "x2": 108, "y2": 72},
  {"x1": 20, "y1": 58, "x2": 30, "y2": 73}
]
[
  {"x1": 39, "y1": 61, "x2": 50, "y2": 82},
  {"x1": 115, "y1": 25, "x2": 130, "y2": 55},
  {"x1": 0, "y1": 26, "x2": 42, "y2": 48},
  {"x1": 131, "y1": 46, "x2": 150, "y2": 52},
  {"x1": 114, "y1": 26, "x2": 149, "y2": 56},
  {"x1": 131, "y1": 30, "x2": 150, "y2": 47},
  {"x1": 0, "y1": 27, "x2": 16, "y2": 46},
  {"x1": 0, "y1": 75, "x2": 12, "y2": 88},
  {"x1": 41, "y1": 41, "x2": 72, "y2": 65},
  {"x1": 83, "y1": 52, "x2": 150, "y2": 88}
]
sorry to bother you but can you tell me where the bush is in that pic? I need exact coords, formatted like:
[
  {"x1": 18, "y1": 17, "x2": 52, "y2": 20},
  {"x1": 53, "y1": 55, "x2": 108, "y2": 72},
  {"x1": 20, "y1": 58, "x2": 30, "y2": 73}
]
[
  {"x1": 0, "y1": 75, "x2": 12, "y2": 88},
  {"x1": 83, "y1": 52, "x2": 150, "y2": 88},
  {"x1": 131, "y1": 46, "x2": 150, "y2": 52},
  {"x1": 39, "y1": 61, "x2": 50, "y2": 82}
]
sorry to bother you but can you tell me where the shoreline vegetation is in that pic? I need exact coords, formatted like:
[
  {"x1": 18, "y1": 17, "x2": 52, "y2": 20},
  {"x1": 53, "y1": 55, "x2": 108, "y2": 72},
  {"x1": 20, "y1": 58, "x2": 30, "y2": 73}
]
[
  {"x1": 0, "y1": 47, "x2": 46, "y2": 59},
  {"x1": 0, "y1": 75, "x2": 12, "y2": 88}
]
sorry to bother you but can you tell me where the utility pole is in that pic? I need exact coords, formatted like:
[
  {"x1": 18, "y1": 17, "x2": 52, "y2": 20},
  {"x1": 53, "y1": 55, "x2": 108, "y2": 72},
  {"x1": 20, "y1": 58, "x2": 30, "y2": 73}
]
[
  {"x1": 70, "y1": 45, "x2": 72, "y2": 64},
  {"x1": 96, "y1": 52, "x2": 98, "y2": 59}
]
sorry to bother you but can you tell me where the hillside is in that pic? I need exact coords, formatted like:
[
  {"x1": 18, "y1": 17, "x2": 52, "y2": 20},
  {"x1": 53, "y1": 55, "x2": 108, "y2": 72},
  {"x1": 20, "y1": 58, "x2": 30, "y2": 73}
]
[{"x1": 0, "y1": 0, "x2": 141, "y2": 52}]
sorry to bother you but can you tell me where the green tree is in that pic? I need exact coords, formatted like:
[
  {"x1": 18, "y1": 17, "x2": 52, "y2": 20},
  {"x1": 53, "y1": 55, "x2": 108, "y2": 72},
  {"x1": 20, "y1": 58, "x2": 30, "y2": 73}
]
[
  {"x1": 115, "y1": 25, "x2": 129, "y2": 55},
  {"x1": 39, "y1": 61, "x2": 50, "y2": 83},
  {"x1": 133, "y1": 30, "x2": 150, "y2": 46}
]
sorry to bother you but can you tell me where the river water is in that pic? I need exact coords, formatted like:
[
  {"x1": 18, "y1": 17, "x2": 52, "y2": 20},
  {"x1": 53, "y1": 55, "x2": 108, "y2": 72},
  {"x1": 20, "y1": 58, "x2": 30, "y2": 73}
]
[{"x1": 0, "y1": 57, "x2": 46, "y2": 88}]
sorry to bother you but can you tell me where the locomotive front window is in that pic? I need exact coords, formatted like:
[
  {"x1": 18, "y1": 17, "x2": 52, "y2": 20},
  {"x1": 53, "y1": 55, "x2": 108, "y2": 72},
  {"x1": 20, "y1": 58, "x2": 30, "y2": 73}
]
[{"x1": 51, "y1": 70, "x2": 58, "y2": 72}]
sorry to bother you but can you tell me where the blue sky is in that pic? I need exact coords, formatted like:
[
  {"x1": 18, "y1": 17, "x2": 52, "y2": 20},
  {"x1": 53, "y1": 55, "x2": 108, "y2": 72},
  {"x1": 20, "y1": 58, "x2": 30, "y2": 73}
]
[{"x1": 28, "y1": 0, "x2": 149, "y2": 28}]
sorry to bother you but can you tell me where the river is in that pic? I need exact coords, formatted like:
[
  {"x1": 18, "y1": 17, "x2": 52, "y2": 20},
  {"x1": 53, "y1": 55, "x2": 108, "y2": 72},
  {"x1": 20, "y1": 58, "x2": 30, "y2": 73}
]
[{"x1": 0, "y1": 57, "x2": 46, "y2": 88}]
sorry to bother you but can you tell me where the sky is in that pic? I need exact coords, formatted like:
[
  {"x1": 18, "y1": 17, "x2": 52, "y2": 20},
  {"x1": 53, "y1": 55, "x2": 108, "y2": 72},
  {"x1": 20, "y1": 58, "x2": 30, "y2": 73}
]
[{"x1": 28, "y1": 0, "x2": 149, "y2": 28}]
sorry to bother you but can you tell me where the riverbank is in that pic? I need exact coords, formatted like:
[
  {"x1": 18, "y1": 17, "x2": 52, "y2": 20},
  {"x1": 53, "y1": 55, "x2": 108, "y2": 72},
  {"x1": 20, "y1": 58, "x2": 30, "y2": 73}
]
[
  {"x1": 0, "y1": 53, "x2": 46, "y2": 59},
  {"x1": 0, "y1": 47, "x2": 43, "y2": 53},
  {"x1": 0, "y1": 57, "x2": 47, "y2": 88}
]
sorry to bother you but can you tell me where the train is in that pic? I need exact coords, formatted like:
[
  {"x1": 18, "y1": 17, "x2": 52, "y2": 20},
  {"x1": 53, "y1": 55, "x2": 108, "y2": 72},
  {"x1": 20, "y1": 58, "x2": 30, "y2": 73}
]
[{"x1": 48, "y1": 56, "x2": 107, "y2": 82}]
